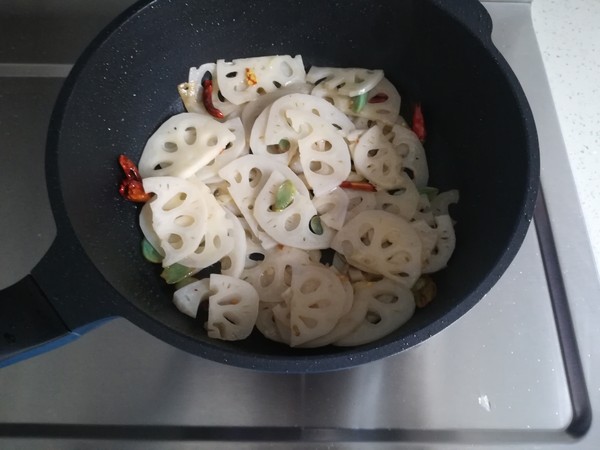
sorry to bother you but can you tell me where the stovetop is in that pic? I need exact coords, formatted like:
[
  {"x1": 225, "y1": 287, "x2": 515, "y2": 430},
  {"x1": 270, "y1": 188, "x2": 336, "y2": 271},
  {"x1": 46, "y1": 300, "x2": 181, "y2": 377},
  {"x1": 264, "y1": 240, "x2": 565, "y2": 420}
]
[{"x1": 0, "y1": 1, "x2": 598, "y2": 448}]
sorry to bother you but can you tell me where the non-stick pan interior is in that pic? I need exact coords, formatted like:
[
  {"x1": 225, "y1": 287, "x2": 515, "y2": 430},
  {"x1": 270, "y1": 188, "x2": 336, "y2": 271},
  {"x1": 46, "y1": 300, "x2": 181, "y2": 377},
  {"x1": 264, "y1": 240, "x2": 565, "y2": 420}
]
[{"x1": 51, "y1": 0, "x2": 537, "y2": 366}]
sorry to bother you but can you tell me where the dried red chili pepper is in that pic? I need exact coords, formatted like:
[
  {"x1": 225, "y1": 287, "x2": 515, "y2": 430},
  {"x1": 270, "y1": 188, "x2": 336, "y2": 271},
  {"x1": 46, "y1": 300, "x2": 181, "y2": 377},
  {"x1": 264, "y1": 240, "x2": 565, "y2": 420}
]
[
  {"x1": 339, "y1": 180, "x2": 377, "y2": 192},
  {"x1": 201, "y1": 71, "x2": 224, "y2": 119},
  {"x1": 368, "y1": 92, "x2": 389, "y2": 104},
  {"x1": 412, "y1": 102, "x2": 426, "y2": 143},
  {"x1": 118, "y1": 154, "x2": 151, "y2": 202}
]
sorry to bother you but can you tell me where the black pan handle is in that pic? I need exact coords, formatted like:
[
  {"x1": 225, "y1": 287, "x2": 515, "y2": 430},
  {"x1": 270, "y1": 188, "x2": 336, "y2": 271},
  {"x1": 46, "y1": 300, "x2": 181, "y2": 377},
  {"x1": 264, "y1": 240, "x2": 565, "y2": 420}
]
[
  {"x1": 0, "y1": 276, "x2": 72, "y2": 367},
  {"x1": 0, "y1": 235, "x2": 116, "y2": 368}
]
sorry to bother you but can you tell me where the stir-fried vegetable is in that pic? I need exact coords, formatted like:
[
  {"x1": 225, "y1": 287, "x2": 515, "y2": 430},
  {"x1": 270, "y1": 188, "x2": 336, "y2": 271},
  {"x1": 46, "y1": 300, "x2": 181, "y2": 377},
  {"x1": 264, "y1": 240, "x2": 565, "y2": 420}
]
[
  {"x1": 201, "y1": 71, "x2": 224, "y2": 119},
  {"x1": 412, "y1": 102, "x2": 426, "y2": 143},
  {"x1": 161, "y1": 263, "x2": 196, "y2": 285},
  {"x1": 118, "y1": 155, "x2": 151, "y2": 202},
  {"x1": 274, "y1": 179, "x2": 297, "y2": 211},
  {"x1": 120, "y1": 54, "x2": 458, "y2": 347}
]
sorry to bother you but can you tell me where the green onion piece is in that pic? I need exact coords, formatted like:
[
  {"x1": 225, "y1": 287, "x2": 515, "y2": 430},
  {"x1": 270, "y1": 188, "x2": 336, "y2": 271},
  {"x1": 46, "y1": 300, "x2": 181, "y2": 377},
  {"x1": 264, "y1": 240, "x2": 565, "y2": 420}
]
[
  {"x1": 141, "y1": 238, "x2": 163, "y2": 263},
  {"x1": 161, "y1": 263, "x2": 196, "y2": 285},
  {"x1": 274, "y1": 179, "x2": 296, "y2": 211},
  {"x1": 351, "y1": 92, "x2": 368, "y2": 113},
  {"x1": 419, "y1": 186, "x2": 439, "y2": 202},
  {"x1": 309, "y1": 215, "x2": 323, "y2": 235}
]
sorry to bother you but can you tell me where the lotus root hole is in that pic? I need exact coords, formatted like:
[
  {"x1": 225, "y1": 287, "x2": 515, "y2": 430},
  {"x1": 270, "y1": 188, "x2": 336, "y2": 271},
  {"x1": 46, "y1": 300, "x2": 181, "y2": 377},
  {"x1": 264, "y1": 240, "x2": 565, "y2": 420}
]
[
  {"x1": 163, "y1": 141, "x2": 178, "y2": 153},
  {"x1": 366, "y1": 311, "x2": 382, "y2": 324},
  {"x1": 248, "y1": 168, "x2": 262, "y2": 187},
  {"x1": 174, "y1": 215, "x2": 195, "y2": 227},
  {"x1": 309, "y1": 160, "x2": 334, "y2": 175},
  {"x1": 167, "y1": 234, "x2": 183, "y2": 249},
  {"x1": 300, "y1": 278, "x2": 321, "y2": 294},
  {"x1": 205, "y1": 134, "x2": 218, "y2": 147},
  {"x1": 260, "y1": 267, "x2": 275, "y2": 287},
  {"x1": 284, "y1": 213, "x2": 301, "y2": 231},
  {"x1": 183, "y1": 127, "x2": 197, "y2": 145},
  {"x1": 375, "y1": 293, "x2": 398, "y2": 304},
  {"x1": 162, "y1": 192, "x2": 187, "y2": 211},
  {"x1": 218, "y1": 296, "x2": 240, "y2": 307}
]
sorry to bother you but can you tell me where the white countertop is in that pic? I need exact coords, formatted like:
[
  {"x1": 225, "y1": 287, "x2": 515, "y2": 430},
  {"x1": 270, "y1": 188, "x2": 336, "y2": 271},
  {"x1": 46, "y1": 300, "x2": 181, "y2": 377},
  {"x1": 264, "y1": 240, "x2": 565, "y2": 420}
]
[{"x1": 532, "y1": 0, "x2": 600, "y2": 279}]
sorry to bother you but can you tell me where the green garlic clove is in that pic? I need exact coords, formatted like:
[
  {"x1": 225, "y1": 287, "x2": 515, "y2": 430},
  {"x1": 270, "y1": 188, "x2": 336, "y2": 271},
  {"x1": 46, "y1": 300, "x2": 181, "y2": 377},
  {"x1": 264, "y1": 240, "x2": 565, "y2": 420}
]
[
  {"x1": 351, "y1": 92, "x2": 368, "y2": 113},
  {"x1": 278, "y1": 139, "x2": 291, "y2": 152},
  {"x1": 419, "y1": 186, "x2": 439, "y2": 202},
  {"x1": 141, "y1": 238, "x2": 163, "y2": 263},
  {"x1": 309, "y1": 215, "x2": 324, "y2": 235},
  {"x1": 161, "y1": 263, "x2": 196, "y2": 285},
  {"x1": 274, "y1": 179, "x2": 297, "y2": 211}
]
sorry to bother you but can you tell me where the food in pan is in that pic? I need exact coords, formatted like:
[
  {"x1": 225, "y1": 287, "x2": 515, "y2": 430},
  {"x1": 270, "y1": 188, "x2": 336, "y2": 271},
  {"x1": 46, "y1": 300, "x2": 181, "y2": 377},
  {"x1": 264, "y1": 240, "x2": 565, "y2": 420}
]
[{"x1": 118, "y1": 54, "x2": 459, "y2": 347}]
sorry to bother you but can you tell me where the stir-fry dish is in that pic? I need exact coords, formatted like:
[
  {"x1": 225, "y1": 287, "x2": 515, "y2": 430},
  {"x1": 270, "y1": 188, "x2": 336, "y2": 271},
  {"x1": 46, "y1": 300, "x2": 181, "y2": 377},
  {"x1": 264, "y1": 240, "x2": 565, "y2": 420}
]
[{"x1": 118, "y1": 54, "x2": 459, "y2": 347}]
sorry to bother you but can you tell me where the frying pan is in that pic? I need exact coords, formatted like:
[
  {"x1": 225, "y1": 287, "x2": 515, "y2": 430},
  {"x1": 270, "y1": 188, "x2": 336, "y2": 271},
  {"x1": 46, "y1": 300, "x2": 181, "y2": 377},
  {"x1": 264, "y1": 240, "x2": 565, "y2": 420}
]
[{"x1": 0, "y1": 0, "x2": 539, "y2": 372}]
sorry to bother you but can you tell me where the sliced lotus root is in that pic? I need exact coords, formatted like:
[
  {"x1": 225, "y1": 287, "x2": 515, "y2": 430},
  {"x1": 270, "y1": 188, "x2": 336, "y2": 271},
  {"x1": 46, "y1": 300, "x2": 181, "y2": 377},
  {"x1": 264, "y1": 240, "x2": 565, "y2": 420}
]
[
  {"x1": 265, "y1": 93, "x2": 355, "y2": 150},
  {"x1": 422, "y1": 215, "x2": 456, "y2": 274},
  {"x1": 218, "y1": 155, "x2": 309, "y2": 249},
  {"x1": 188, "y1": 62, "x2": 241, "y2": 117},
  {"x1": 142, "y1": 176, "x2": 209, "y2": 267},
  {"x1": 255, "y1": 301, "x2": 289, "y2": 344},
  {"x1": 249, "y1": 105, "x2": 298, "y2": 165},
  {"x1": 180, "y1": 185, "x2": 237, "y2": 270},
  {"x1": 430, "y1": 189, "x2": 460, "y2": 216},
  {"x1": 172, "y1": 278, "x2": 211, "y2": 318},
  {"x1": 381, "y1": 123, "x2": 429, "y2": 188},
  {"x1": 138, "y1": 113, "x2": 235, "y2": 179},
  {"x1": 311, "y1": 77, "x2": 401, "y2": 125},
  {"x1": 241, "y1": 246, "x2": 312, "y2": 303},
  {"x1": 286, "y1": 109, "x2": 352, "y2": 196},
  {"x1": 253, "y1": 171, "x2": 335, "y2": 249},
  {"x1": 218, "y1": 211, "x2": 247, "y2": 279},
  {"x1": 312, "y1": 187, "x2": 349, "y2": 230},
  {"x1": 306, "y1": 66, "x2": 384, "y2": 97},
  {"x1": 241, "y1": 83, "x2": 312, "y2": 139},
  {"x1": 194, "y1": 117, "x2": 249, "y2": 184},
  {"x1": 138, "y1": 202, "x2": 163, "y2": 258},
  {"x1": 216, "y1": 55, "x2": 306, "y2": 105},
  {"x1": 284, "y1": 264, "x2": 349, "y2": 346},
  {"x1": 353, "y1": 124, "x2": 405, "y2": 190},
  {"x1": 374, "y1": 173, "x2": 419, "y2": 220},
  {"x1": 411, "y1": 219, "x2": 438, "y2": 266},
  {"x1": 299, "y1": 280, "x2": 369, "y2": 348},
  {"x1": 344, "y1": 189, "x2": 377, "y2": 223},
  {"x1": 206, "y1": 274, "x2": 259, "y2": 341},
  {"x1": 331, "y1": 210, "x2": 422, "y2": 287},
  {"x1": 334, "y1": 278, "x2": 415, "y2": 346}
]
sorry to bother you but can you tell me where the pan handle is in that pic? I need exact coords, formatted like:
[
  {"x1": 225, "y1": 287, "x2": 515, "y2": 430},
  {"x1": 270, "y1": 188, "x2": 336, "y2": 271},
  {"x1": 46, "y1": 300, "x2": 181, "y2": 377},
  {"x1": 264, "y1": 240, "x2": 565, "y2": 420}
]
[
  {"x1": 0, "y1": 237, "x2": 116, "y2": 368},
  {"x1": 0, "y1": 276, "x2": 73, "y2": 367}
]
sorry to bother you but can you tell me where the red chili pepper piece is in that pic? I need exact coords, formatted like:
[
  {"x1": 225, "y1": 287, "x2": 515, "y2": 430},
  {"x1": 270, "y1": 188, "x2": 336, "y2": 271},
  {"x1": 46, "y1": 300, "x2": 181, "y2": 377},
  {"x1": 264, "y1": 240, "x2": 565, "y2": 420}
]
[
  {"x1": 339, "y1": 180, "x2": 377, "y2": 192},
  {"x1": 118, "y1": 154, "x2": 151, "y2": 202},
  {"x1": 201, "y1": 71, "x2": 224, "y2": 119},
  {"x1": 368, "y1": 92, "x2": 389, "y2": 104},
  {"x1": 412, "y1": 102, "x2": 426, "y2": 143}
]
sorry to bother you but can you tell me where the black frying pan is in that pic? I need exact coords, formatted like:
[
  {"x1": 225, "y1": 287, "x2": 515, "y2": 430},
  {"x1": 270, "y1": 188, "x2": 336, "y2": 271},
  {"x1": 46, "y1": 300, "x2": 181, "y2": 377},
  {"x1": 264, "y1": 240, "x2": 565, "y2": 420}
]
[{"x1": 0, "y1": 0, "x2": 539, "y2": 372}]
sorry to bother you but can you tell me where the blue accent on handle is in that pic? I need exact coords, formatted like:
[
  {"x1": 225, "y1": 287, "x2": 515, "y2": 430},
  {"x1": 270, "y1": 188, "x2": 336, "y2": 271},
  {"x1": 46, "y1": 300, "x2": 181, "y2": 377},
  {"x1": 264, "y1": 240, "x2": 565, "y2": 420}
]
[{"x1": 0, "y1": 317, "x2": 116, "y2": 369}]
